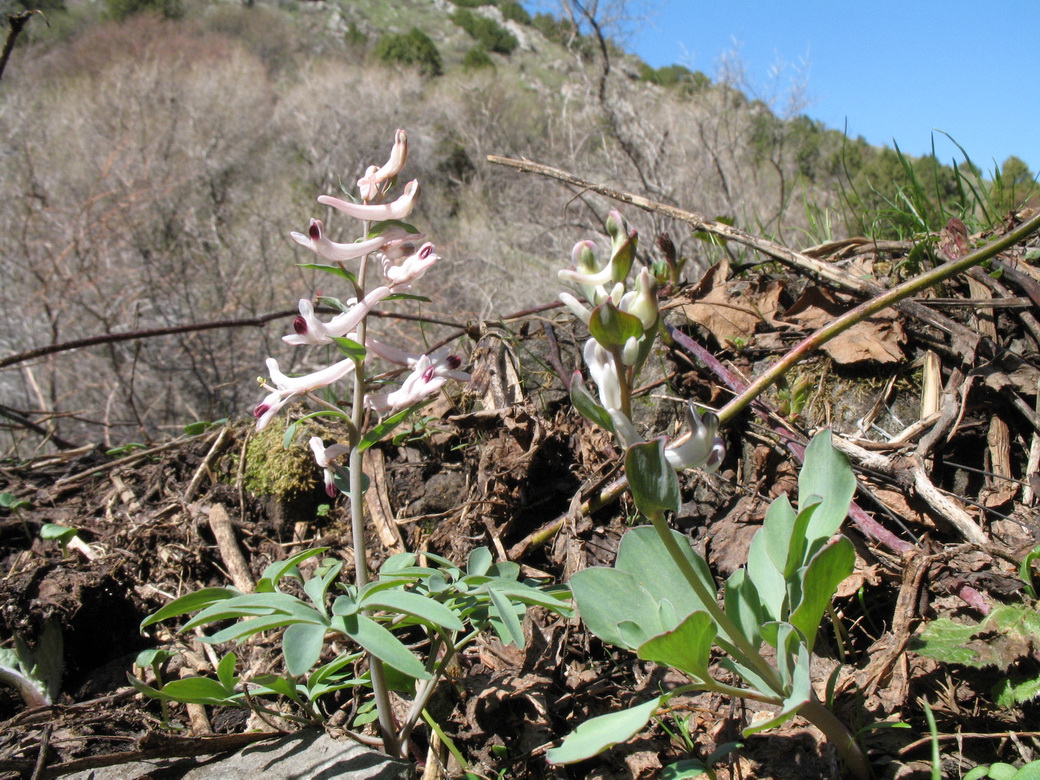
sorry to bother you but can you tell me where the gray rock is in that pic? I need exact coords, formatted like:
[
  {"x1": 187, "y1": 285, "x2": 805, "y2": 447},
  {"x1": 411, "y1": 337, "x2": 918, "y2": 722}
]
[{"x1": 60, "y1": 730, "x2": 413, "y2": 780}]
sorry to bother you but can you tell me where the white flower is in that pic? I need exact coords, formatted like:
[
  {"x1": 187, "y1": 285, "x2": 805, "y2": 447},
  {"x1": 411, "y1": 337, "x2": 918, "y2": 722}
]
[
  {"x1": 283, "y1": 287, "x2": 393, "y2": 346},
  {"x1": 318, "y1": 180, "x2": 419, "y2": 222},
  {"x1": 382, "y1": 242, "x2": 439, "y2": 288},
  {"x1": 356, "y1": 129, "x2": 408, "y2": 202},
  {"x1": 290, "y1": 220, "x2": 411, "y2": 264},
  {"x1": 664, "y1": 404, "x2": 725, "y2": 472},
  {"x1": 309, "y1": 436, "x2": 351, "y2": 497},
  {"x1": 366, "y1": 352, "x2": 469, "y2": 414},
  {"x1": 253, "y1": 357, "x2": 356, "y2": 431},
  {"x1": 583, "y1": 339, "x2": 622, "y2": 412}
]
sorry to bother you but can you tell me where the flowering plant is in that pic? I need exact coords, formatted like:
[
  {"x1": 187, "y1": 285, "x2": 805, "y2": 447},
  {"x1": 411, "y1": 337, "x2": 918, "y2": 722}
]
[
  {"x1": 141, "y1": 131, "x2": 570, "y2": 759},
  {"x1": 549, "y1": 212, "x2": 870, "y2": 779}
]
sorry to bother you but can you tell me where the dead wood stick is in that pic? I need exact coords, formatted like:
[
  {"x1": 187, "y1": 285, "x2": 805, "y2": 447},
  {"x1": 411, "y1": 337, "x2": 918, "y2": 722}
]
[
  {"x1": 184, "y1": 425, "x2": 233, "y2": 503},
  {"x1": 910, "y1": 456, "x2": 987, "y2": 544},
  {"x1": 206, "y1": 502, "x2": 254, "y2": 593},
  {"x1": 487, "y1": 154, "x2": 988, "y2": 347}
]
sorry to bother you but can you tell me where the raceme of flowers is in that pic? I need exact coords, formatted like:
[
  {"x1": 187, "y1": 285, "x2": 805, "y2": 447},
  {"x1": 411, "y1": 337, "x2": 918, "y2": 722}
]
[
  {"x1": 255, "y1": 129, "x2": 470, "y2": 492},
  {"x1": 558, "y1": 210, "x2": 724, "y2": 473}
]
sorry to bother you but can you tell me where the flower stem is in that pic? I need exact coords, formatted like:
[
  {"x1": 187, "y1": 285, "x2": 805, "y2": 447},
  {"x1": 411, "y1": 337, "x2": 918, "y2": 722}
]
[{"x1": 350, "y1": 220, "x2": 400, "y2": 758}]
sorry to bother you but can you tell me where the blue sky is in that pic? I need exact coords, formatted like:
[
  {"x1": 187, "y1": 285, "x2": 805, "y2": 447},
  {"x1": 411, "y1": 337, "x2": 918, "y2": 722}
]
[{"x1": 537, "y1": 1, "x2": 1040, "y2": 176}]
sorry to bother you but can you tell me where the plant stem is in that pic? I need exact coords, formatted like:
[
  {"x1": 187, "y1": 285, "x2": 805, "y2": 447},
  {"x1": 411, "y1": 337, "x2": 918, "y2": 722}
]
[
  {"x1": 717, "y1": 208, "x2": 1040, "y2": 426},
  {"x1": 800, "y1": 696, "x2": 873, "y2": 780},
  {"x1": 646, "y1": 512, "x2": 785, "y2": 697},
  {"x1": 349, "y1": 221, "x2": 400, "y2": 758}
]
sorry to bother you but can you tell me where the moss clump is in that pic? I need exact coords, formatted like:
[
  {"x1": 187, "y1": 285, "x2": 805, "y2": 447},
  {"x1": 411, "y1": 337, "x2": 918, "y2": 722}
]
[{"x1": 244, "y1": 417, "x2": 318, "y2": 498}]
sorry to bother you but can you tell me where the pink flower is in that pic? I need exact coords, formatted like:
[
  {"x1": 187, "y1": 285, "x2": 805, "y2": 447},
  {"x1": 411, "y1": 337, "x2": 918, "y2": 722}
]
[
  {"x1": 283, "y1": 286, "x2": 394, "y2": 346},
  {"x1": 382, "y1": 242, "x2": 439, "y2": 288},
  {"x1": 356, "y1": 129, "x2": 409, "y2": 202},
  {"x1": 309, "y1": 436, "x2": 351, "y2": 497},
  {"x1": 290, "y1": 220, "x2": 412, "y2": 264},
  {"x1": 366, "y1": 352, "x2": 469, "y2": 414},
  {"x1": 318, "y1": 180, "x2": 419, "y2": 222},
  {"x1": 253, "y1": 357, "x2": 356, "y2": 431}
]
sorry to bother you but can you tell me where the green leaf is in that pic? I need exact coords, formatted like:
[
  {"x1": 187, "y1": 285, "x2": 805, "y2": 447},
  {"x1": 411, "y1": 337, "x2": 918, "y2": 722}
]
[
  {"x1": 746, "y1": 527, "x2": 786, "y2": 626},
  {"x1": 158, "y1": 677, "x2": 241, "y2": 706},
  {"x1": 798, "y1": 431, "x2": 856, "y2": 555},
  {"x1": 742, "y1": 637, "x2": 811, "y2": 736},
  {"x1": 358, "y1": 401, "x2": 434, "y2": 452},
  {"x1": 569, "y1": 371, "x2": 615, "y2": 432},
  {"x1": 39, "y1": 523, "x2": 78, "y2": 544},
  {"x1": 661, "y1": 760, "x2": 713, "y2": 779},
  {"x1": 467, "y1": 547, "x2": 493, "y2": 577},
  {"x1": 216, "y1": 652, "x2": 237, "y2": 690},
  {"x1": 1020, "y1": 544, "x2": 1040, "y2": 599},
  {"x1": 626, "y1": 439, "x2": 680, "y2": 518},
  {"x1": 142, "y1": 588, "x2": 239, "y2": 628},
  {"x1": 359, "y1": 589, "x2": 465, "y2": 632},
  {"x1": 615, "y1": 527, "x2": 717, "y2": 619},
  {"x1": 913, "y1": 605, "x2": 1040, "y2": 670},
  {"x1": 637, "y1": 611, "x2": 716, "y2": 681},
  {"x1": 487, "y1": 586, "x2": 526, "y2": 646},
  {"x1": 994, "y1": 672, "x2": 1040, "y2": 707},
  {"x1": 204, "y1": 615, "x2": 303, "y2": 644},
  {"x1": 257, "y1": 548, "x2": 329, "y2": 592},
  {"x1": 331, "y1": 336, "x2": 366, "y2": 361},
  {"x1": 724, "y1": 569, "x2": 765, "y2": 651},
  {"x1": 283, "y1": 622, "x2": 328, "y2": 676},
  {"x1": 588, "y1": 299, "x2": 643, "y2": 350},
  {"x1": 570, "y1": 568, "x2": 665, "y2": 650},
  {"x1": 297, "y1": 263, "x2": 358, "y2": 284},
  {"x1": 788, "y1": 537, "x2": 855, "y2": 653},
  {"x1": 546, "y1": 695, "x2": 665, "y2": 764},
  {"x1": 333, "y1": 614, "x2": 431, "y2": 680},
  {"x1": 368, "y1": 219, "x2": 419, "y2": 237}
]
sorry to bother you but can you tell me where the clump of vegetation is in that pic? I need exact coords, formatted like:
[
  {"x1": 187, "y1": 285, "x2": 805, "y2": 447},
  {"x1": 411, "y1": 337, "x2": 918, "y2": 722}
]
[
  {"x1": 373, "y1": 28, "x2": 442, "y2": 77},
  {"x1": 499, "y1": 0, "x2": 531, "y2": 25},
  {"x1": 639, "y1": 61, "x2": 711, "y2": 94},
  {"x1": 451, "y1": 8, "x2": 517, "y2": 55},
  {"x1": 105, "y1": 0, "x2": 181, "y2": 22},
  {"x1": 244, "y1": 418, "x2": 318, "y2": 499},
  {"x1": 462, "y1": 46, "x2": 493, "y2": 70}
]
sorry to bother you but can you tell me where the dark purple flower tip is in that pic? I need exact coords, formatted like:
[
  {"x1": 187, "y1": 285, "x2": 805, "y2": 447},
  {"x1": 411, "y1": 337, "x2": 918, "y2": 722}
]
[
  {"x1": 309, "y1": 221, "x2": 321, "y2": 241},
  {"x1": 446, "y1": 355, "x2": 462, "y2": 370},
  {"x1": 325, "y1": 482, "x2": 338, "y2": 498},
  {"x1": 422, "y1": 366, "x2": 436, "y2": 382},
  {"x1": 293, "y1": 316, "x2": 308, "y2": 335},
  {"x1": 254, "y1": 402, "x2": 270, "y2": 419},
  {"x1": 420, "y1": 244, "x2": 434, "y2": 260}
]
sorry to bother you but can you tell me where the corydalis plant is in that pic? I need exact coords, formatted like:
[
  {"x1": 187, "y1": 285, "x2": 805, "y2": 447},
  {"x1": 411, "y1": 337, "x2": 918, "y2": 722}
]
[
  {"x1": 551, "y1": 212, "x2": 870, "y2": 779},
  {"x1": 248, "y1": 130, "x2": 477, "y2": 757}
]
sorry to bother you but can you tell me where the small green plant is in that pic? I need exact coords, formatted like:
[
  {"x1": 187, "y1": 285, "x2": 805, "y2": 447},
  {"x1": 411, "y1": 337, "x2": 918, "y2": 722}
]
[
  {"x1": 964, "y1": 761, "x2": 1040, "y2": 780},
  {"x1": 140, "y1": 131, "x2": 569, "y2": 761},
  {"x1": 39, "y1": 522, "x2": 81, "y2": 557},
  {"x1": 139, "y1": 547, "x2": 569, "y2": 736},
  {"x1": 0, "y1": 619, "x2": 63, "y2": 709}
]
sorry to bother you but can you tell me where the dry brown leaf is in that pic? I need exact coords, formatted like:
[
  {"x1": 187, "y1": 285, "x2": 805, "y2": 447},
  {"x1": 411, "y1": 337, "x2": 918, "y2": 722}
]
[
  {"x1": 784, "y1": 287, "x2": 906, "y2": 364},
  {"x1": 677, "y1": 259, "x2": 784, "y2": 347}
]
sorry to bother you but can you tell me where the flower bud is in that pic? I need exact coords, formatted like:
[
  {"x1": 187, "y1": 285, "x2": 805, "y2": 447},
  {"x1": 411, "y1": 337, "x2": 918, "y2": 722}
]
[{"x1": 625, "y1": 268, "x2": 659, "y2": 331}]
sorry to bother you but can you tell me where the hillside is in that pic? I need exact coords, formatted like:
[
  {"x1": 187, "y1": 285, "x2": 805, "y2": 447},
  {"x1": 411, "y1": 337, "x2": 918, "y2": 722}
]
[{"x1": 3, "y1": 2, "x2": 1040, "y2": 779}]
